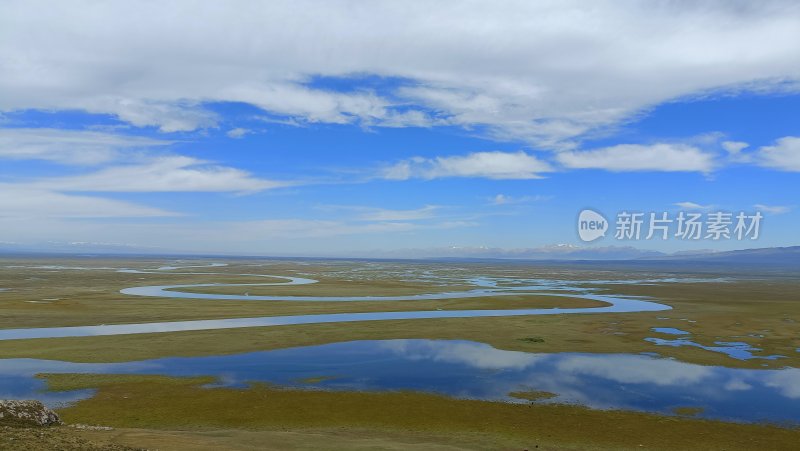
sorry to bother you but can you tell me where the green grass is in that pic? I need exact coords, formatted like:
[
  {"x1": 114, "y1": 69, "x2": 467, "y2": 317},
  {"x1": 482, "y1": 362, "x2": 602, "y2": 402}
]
[{"x1": 41, "y1": 373, "x2": 800, "y2": 451}]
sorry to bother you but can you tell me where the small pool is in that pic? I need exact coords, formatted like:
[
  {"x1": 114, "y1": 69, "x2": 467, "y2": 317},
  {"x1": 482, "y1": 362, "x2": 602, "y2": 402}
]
[
  {"x1": 645, "y1": 337, "x2": 785, "y2": 361},
  {"x1": 651, "y1": 327, "x2": 690, "y2": 335}
]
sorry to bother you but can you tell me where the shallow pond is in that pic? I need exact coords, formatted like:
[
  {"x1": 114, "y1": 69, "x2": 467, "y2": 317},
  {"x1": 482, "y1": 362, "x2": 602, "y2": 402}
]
[
  {"x1": 651, "y1": 327, "x2": 690, "y2": 335},
  {"x1": 646, "y1": 337, "x2": 786, "y2": 361},
  {"x1": 2, "y1": 339, "x2": 799, "y2": 425}
]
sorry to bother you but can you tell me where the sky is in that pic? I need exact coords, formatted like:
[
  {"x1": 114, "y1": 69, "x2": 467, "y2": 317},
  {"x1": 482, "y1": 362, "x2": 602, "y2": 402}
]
[{"x1": 0, "y1": 1, "x2": 799, "y2": 257}]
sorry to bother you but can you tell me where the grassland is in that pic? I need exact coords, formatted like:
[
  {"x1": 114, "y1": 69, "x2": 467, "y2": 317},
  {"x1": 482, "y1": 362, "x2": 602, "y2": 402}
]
[
  {"x1": 1, "y1": 257, "x2": 800, "y2": 449},
  {"x1": 0, "y1": 258, "x2": 603, "y2": 330},
  {"x1": 38, "y1": 373, "x2": 800, "y2": 450},
  {"x1": 0, "y1": 258, "x2": 797, "y2": 368}
]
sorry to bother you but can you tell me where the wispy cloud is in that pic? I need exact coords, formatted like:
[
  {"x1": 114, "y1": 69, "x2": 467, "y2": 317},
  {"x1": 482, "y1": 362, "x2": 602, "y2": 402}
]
[
  {"x1": 230, "y1": 218, "x2": 474, "y2": 239},
  {"x1": 0, "y1": 216, "x2": 477, "y2": 253},
  {"x1": 722, "y1": 140, "x2": 749, "y2": 155},
  {"x1": 754, "y1": 204, "x2": 792, "y2": 215},
  {"x1": 557, "y1": 144, "x2": 716, "y2": 172},
  {"x1": 356, "y1": 206, "x2": 440, "y2": 221},
  {"x1": 318, "y1": 205, "x2": 442, "y2": 221},
  {"x1": 30, "y1": 156, "x2": 285, "y2": 193},
  {"x1": 0, "y1": 128, "x2": 172, "y2": 165},
  {"x1": 0, "y1": 128, "x2": 288, "y2": 193},
  {"x1": 384, "y1": 151, "x2": 553, "y2": 180},
  {"x1": 0, "y1": 186, "x2": 180, "y2": 218},
  {"x1": 757, "y1": 136, "x2": 800, "y2": 172},
  {"x1": 226, "y1": 128, "x2": 251, "y2": 139},
  {"x1": 674, "y1": 201, "x2": 714, "y2": 211},
  {"x1": 490, "y1": 194, "x2": 551, "y2": 205}
]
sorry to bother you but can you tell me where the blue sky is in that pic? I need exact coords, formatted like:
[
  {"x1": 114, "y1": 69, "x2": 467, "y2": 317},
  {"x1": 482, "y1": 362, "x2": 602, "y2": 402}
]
[{"x1": 0, "y1": 1, "x2": 798, "y2": 257}]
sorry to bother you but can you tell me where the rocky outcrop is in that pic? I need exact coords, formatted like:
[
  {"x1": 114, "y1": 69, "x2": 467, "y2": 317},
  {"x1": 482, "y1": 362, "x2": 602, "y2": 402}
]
[{"x1": 0, "y1": 400, "x2": 62, "y2": 427}]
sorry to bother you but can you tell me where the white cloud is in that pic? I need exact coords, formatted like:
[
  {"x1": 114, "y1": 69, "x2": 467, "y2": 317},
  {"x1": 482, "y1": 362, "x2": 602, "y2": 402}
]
[
  {"x1": 754, "y1": 204, "x2": 792, "y2": 215},
  {"x1": 318, "y1": 204, "x2": 442, "y2": 221},
  {"x1": 722, "y1": 140, "x2": 749, "y2": 154},
  {"x1": 356, "y1": 205, "x2": 439, "y2": 221},
  {"x1": 492, "y1": 194, "x2": 513, "y2": 205},
  {"x1": 674, "y1": 201, "x2": 713, "y2": 210},
  {"x1": 0, "y1": 186, "x2": 179, "y2": 218},
  {"x1": 385, "y1": 151, "x2": 553, "y2": 180},
  {"x1": 225, "y1": 127, "x2": 250, "y2": 139},
  {"x1": 0, "y1": 128, "x2": 171, "y2": 165},
  {"x1": 490, "y1": 194, "x2": 549, "y2": 205},
  {"x1": 1, "y1": 1, "x2": 798, "y2": 145},
  {"x1": 0, "y1": 216, "x2": 476, "y2": 253},
  {"x1": 721, "y1": 140, "x2": 753, "y2": 163},
  {"x1": 220, "y1": 82, "x2": 403, "y2": 126},
  {"x1": 557, "y1": 143, "x2": 716, "y2": 172},
  {"x1": 91, "y1": 99, "x2": 219, "y2": 133},
  {"x1": 757, "y1": 136, "x2": 800, "y2": 171},
  {"x1": 0, "y1": 128, "x2": 286, "y2": 193},
  {"x1": 31, "y1": 156, "x2": 285, "y2": 193}
]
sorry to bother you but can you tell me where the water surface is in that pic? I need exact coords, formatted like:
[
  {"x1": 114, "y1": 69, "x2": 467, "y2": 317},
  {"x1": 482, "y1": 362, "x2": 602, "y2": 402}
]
[
  {"x1": 652, "y1": 327, "x2": 690, "y2": 335},
  {"x1": 3, "y1": 339, "x2": 799, "y2": 425},
  {"x1": 645, "y1": 337, "x2": 785, "y2": 361}
]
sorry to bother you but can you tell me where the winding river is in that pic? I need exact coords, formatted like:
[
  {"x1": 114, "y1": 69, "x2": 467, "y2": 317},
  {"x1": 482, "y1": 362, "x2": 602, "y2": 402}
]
[{"x1": 0, "y1": 263, "x2": 671, "y2": 341}]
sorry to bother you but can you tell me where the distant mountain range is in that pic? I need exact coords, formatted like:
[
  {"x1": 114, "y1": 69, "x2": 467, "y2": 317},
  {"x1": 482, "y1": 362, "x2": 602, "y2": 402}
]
[
  {"x1": 381, "y1": 244, "x2": 665, "y2": 260},
  {"x1": 386, "y1": 244, "x2": 800, "y2": 263},
  {"x1": 428, "y1": 246, "x2": 800, "y2": 270},
  {"x1": 640, "y1": 245, "x2": 800, "y2": 265}
]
